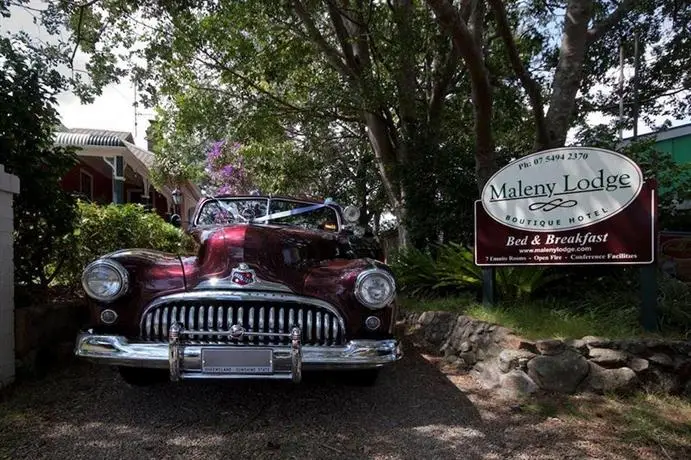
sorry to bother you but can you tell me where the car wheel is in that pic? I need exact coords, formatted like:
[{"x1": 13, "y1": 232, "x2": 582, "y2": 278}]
[
  {"x1": 118, "y1": 367, "x2": 168, "y2": 386},
  {"x1": 343, "y1": 369, "x2": 380, "y2": 386}
]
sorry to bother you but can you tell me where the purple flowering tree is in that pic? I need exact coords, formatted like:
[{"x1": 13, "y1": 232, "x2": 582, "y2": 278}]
[{"x1": 204, "y1": 140, "x2": 255, "y2": 196}]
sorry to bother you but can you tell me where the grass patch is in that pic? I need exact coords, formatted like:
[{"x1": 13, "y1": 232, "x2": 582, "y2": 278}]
[
  {"x1": 615, "y1": 392, "x2": 691, "y2": 448},
  {"x1": 400, "y1": 294, "x2": 685, "y2": 340},
  {"x1": 464, "y1": 302, "x2": 641, "y2": 340},
  {"x1": 399, "y1": 294, "x2": 475, "y2": 314},
  {"x1": 517, "y1": 392, "x2": 691, "y2": 456}
]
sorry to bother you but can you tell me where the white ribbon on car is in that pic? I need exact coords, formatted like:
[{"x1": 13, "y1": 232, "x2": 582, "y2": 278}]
[{"x1": 252, "y1": 198, "x2": 334, "y2": 223}]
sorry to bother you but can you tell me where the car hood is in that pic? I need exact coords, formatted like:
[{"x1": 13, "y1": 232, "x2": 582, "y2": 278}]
[{"x1": 182, "y1": 223, "x2": 358, "y2": 293}]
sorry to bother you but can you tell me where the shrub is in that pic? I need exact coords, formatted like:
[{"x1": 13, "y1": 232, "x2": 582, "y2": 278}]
[
  {"x1": 390, "y1": 243, "x2": 562, "y2": 301},
  {"x1": 389, "y1": 246, "x2": 439, "y2": 297},
  {"x1": 0, "y1": 37, "x2": 79, "y2": 290},
  {"x1": 57, "y1": 201, "x2": 195, "y2": 289}
]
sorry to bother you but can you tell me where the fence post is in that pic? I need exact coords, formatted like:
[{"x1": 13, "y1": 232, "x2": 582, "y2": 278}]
[{"x1": 0, "y1": 164, "x2": 20, "y2": 388}]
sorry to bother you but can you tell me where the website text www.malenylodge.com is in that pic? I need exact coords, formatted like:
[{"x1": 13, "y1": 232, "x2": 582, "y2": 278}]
[{"x1": 517, "y1": 246, "x2": 592, "y2": 255}]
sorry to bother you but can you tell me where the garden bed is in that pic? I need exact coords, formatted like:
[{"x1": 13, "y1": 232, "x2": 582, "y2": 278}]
[{"x1": 398, "y1": 305, "x2": 691, "y2": 399}]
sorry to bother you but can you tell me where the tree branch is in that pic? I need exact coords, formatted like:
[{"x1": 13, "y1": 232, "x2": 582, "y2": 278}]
[
  {"x1": 426, "y1": 0, "x2": 495, "y2": 188},
  {"x1": 290, "y1": 0, "x2": 357, "y2": 80},
  {"x1": 326, "y1": 0, "x2": 357, "y2": 70},
  {"x1": 488, "y1": 0, "x2": 548, "y2": 149},
  {"x1": 587, "y1": 0, "x2": 637, "y2": 43},
  {"x1": 71, "y1": 6, "x2": 85, "y2": 69},
  {"x1": 428, "y1": 44, "x2": 459, "y2": 123}
]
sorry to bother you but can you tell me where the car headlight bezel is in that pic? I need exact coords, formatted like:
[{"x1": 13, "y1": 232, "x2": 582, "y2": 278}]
[
  {"x1": 81, "y1": 259, "x2": 129, "y2": 302},
  {"x1": 354, "y1": 268, "x2": 396, "y2": 310}
]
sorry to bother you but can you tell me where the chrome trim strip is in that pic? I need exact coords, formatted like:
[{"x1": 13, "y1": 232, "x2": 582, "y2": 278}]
[
  {"x1": 216, "y1": 306, "x2": 223, "y2": 342},
  {"x1": 316, "y1": 312, "x2": 322, "y2": 343},
  {"x1": 278, "y1": 307, "x2": 284, "y2": 336},
  {"x1": 139, "y1": 291, "x2": 347, "y2": 343},
  {"x1": 248, "y1": 306, "x2": 255, "y2": 342},
  {"x1": 268, "y1": 306, "x2": 275, "y2": 343},
  {"x1": 75, "y1": 332, "x2": 402, "y2": 376},
  {"x1": 193, "y1": 276, "x2": 294, "y2": 293},
  {"x1": 306, "y1": 310, "x2": 313, "y2": 343},
  {"x1": 258, "y1": 306, "x2": 265, "y2": 343},
  {"x1": 162, "y1": 306, "x2": 169, "y2": 339}
]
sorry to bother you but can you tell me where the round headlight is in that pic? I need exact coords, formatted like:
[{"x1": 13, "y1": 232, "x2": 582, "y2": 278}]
[
  {"x1": 354, "y1": 269, "x2": 396, "y2": 309},
  {"x1": 81, "y1": 259, "x2": 129, "y2": 302}
]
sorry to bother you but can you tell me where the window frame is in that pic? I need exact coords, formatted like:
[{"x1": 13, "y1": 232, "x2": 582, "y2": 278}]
[{"x1": 79, "y1": 169, "x2": 94, "y2": 201}]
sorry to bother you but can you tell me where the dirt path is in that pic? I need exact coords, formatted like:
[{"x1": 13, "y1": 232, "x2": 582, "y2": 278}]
[{"x1": 0, "y1": 343, "x2": 685, "y2": 459}]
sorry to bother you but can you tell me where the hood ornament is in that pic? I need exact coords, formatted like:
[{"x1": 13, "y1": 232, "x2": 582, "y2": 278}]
[
  {"x1": 231, "y1": 263, "x2": 256, "y2": 286},
  {"x1": 194, "y1": 262, "x2": 294, "y2": 292}
]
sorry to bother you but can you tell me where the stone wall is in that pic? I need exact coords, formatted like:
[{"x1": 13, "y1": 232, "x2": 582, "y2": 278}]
[
  {"x1": 14, "y1": 300, "x2": 89, "y2": 377},
  {"x1": 0, "y1": 165, "x2": 20, "y2": 389},
  {"x1": 401, "y1": 310, "x2": 691, "y2": 399}
]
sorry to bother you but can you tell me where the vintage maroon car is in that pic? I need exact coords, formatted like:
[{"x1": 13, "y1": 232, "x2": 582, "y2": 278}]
[{"x1": 74, "y1": 195, "x2": 402, "y2": 385}]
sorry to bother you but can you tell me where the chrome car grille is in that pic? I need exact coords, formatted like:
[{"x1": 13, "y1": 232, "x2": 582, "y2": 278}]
[{"x1": 140, "y1": 298, "x2": 345, "y2": 346}]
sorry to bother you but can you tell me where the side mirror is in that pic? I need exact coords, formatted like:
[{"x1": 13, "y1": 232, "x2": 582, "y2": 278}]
[{"x1": 170, "y1": 214, "x2": 182, "y2": 228}]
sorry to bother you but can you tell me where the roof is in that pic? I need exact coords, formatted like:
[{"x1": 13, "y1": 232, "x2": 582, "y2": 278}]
[
  {"x1": 54, "y1": 128, "x2": 134, "y2": 147},
  {"x1": 55, "y1": 127, "x2": 202, "y2": 202},
  {"x1": 620, "y1": 122, "x2": 691, "y2": 146},
  {"x1": 123, "y1": 141, "x2": 154, "y2": 169}
]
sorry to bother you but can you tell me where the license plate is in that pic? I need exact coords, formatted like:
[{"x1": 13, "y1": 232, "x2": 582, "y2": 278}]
[{"x1": 201, "y1": 348, "x2": 273, "y2": 374}]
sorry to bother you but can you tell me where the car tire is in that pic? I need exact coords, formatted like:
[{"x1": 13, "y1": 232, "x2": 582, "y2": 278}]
[
  {"x1": 344, "y1": 369, "x2": 380, "y2": 386},
  {"x1": 118, "y1": 367, "x2": 168, "y2": 386}
]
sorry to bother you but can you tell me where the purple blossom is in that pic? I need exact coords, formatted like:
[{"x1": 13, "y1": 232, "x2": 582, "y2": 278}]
[{"x1": 204, "y1": 138, "x2": 255, "y2": 195}]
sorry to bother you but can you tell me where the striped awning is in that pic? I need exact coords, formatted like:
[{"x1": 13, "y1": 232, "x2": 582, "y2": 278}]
[
  {"x1": 54, "y1": 128, "x2": 134, "y2": 148},
  {"x1": 54, "y1": 132, "x2": 124, "y2": 147}
]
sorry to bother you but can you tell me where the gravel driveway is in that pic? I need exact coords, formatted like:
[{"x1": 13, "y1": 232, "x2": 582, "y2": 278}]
[{"x1": 0, "y1": 343, "x2": 678, "y2": 460}]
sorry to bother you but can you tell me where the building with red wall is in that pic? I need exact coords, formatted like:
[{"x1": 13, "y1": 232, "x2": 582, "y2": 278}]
[{"x1": 55, "y1": 128, "x2": 201, "y2": 226}]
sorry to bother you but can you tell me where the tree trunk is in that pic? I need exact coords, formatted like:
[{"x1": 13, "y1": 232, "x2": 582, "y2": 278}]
[
  {"x1": 544, "y1": 0, "x2": 594, "y2": 148},
  {"x1": 426, "y1": 0, "x2": 496, "y2": 191}
]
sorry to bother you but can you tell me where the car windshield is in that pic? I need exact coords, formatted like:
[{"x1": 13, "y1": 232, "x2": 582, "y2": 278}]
[{"x1": 196, "y1": 198, "x2": 340, "y2": 232}]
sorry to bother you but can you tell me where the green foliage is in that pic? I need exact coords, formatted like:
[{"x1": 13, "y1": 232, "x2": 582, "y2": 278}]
[
  {"x1": 434, "y1": 243, "x2": 483, "y2": 290},
  {"x1": 388, "y1": 247, "x2": 439, "y2": 297},
  {"x1": 0, "y1": 36, "x2": 78, "y2": 290},
  {"x1": 391, "y1": 243, "x2": 561, "y2": 301},
  {"x1": 58, "y1": 202, "x2": 195, "y2": 288},
  {"x1": 402, "y1": 266, "x2": 691, "y2": 339}
]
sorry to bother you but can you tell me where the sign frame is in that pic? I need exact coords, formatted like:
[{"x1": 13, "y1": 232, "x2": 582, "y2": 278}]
[{"x1": 473, "y1": 185, "x2": 656, "y2": 267}]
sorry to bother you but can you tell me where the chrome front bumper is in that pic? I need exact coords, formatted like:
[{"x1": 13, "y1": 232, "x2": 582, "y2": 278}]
[{"x1": 74, "y1": 326, "x2": 402, "y2": 383}]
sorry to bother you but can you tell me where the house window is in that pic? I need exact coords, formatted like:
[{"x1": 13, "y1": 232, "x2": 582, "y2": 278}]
[
  {"x1": 79, "y1": 170, "x2": 93, "y2": 200},
  {"x1": 127, "y1": 188, "x2": 143, "y2": 204}
]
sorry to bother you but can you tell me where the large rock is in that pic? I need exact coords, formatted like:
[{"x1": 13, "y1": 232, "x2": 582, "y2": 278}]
[
  {"x1": 628, "y1": 357, "x2": 650, "y2": 373},
  {"x1": 527, "y1": 350, "x2": 589, "y2": 393},
  {"x1": 584, "y1": 362, "x2": 638, "y2": 394},
  {"x1": 498, "y1": 349, "x2": 536, "y2": 373},
  {"x1": 441, "y1": 315, "x2": 511, "y2": 361},
  {"x1": 649, "y1": 353, "x2": 674, "y2": 368},
  {"x1": 565, "y1": 339, "x2": 588, "y2": 355},
  {"x1": 504, "y1": 335, "x2": 539, "y2": 354},
  {"x1": 499, "y1": 370, "x2": 538, "y2": 399},
  {"x1": 582, "y1": 336, "x2": 612, "y2": 348},
  {"x1": 536, "y1": 339, "x2": 565, "y2": 356},
  {"x1": 414, "y1": 311, "x2": 457, "y2": 348},
  {"x1": 619, "y1": 339, "x2": 647, "y2": 355},
  {"x1": 588, "y1": 348, "x2": 629, "y2": 367}
]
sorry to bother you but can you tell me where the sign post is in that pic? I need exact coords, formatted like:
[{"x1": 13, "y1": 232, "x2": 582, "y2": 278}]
[
  {"x1": 482, "y1": 268, "x2": 496, "y2": 306},
  {"x1": 475, "y1": 147, "x2": 657, "y2": 330}
]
